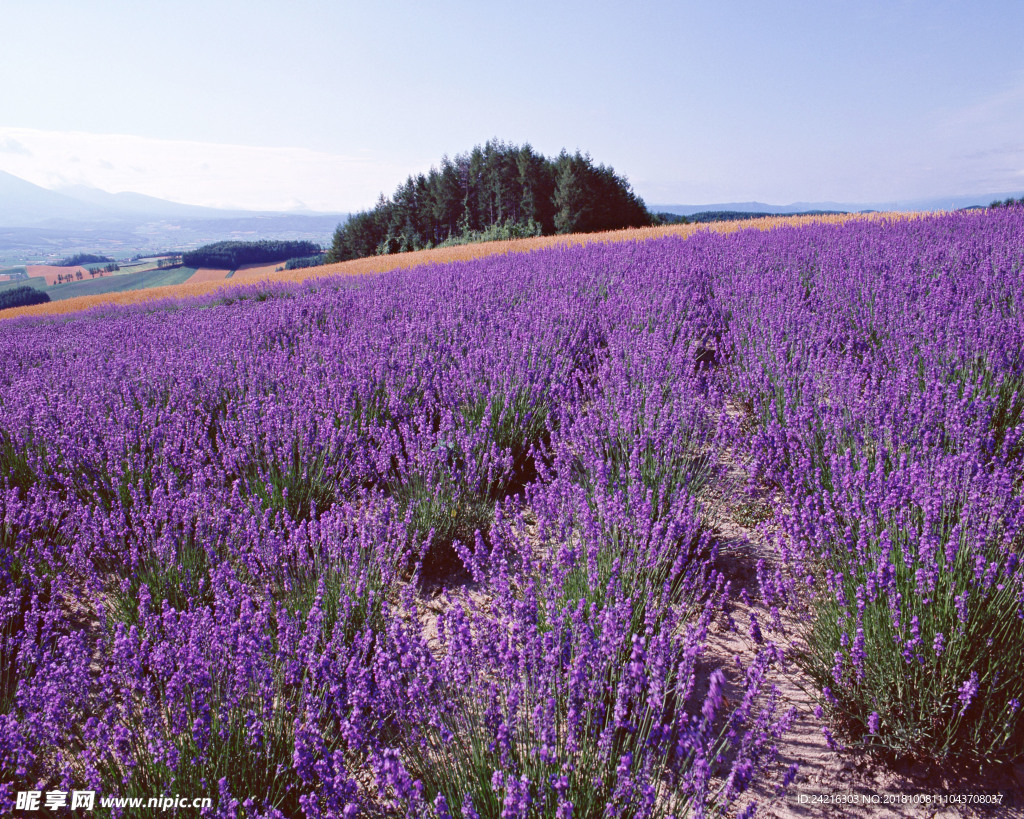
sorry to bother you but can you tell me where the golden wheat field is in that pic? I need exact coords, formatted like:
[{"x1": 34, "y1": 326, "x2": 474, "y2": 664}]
[
  {"x1": 184, "y1": 267, "x2": 233, "y2": 285},
  {"x1": 232, "y1": 261, "x2": 288, "y2": 278},
  {"x1": 0, "y1": 212, "x2": 917, "y2": 321}
]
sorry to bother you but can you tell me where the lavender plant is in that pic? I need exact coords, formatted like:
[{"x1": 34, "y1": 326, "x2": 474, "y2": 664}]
[
  {"x1": 720, "y1": 210, "x2": 1024, "y2": 764},
  {"x1": 2, "y1": 209, "x2": 1021, "y2": 815}
]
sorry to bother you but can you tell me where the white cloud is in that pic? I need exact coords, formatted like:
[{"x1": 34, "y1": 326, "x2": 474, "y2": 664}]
[
  {"x1": 0, "y1": 137, "x2": 31, "y2": 155},
  {"x1": 0, "y1": 127, "x2": 404, "y2": 211}
]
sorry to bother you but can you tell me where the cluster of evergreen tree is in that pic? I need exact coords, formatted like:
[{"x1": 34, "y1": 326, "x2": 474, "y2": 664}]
[
  {"x1": 327, "y1": 140, "x2": 653, "y2": 262},
  {"x1": 0, "y1": 286, "x2": 50, "y2": 310},
  {"x1": 990, "y1": 196, "x2": 1024, "y2": 209},
  {"x1": 182, "y1": 241, "x2": 321, "y2": 270},
  {"x1": 58, "y1": 253, "x2": 114, "y2": 267}
]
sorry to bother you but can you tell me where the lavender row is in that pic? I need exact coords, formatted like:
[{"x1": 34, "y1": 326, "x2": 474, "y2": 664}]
[{"x1": 717, "y1": 209, "x2": 1024, "y2": 764}]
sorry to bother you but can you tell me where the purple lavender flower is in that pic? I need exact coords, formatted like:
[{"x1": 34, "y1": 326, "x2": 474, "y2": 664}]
[
  {"x1": 3, "y1": 202, "x2": 1024, "y2": 812},
  {"x1": 867, "y1": 712, "x2": 880, "y2": 734},
  {"x1": 958, "y1": 672, "x2": 980, "y2": 713},
  {"x1": 748, "y1": 611, "x2": 764, "y2": 645}
]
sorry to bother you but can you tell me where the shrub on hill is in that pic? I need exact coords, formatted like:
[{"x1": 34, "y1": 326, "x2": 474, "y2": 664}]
[
  {"x1": 0, "y1": 285, "x2": 49, "y2": 310},
  {"x1": 435, "y1": 217, "x2": 543, "y2": 248},
  {"x1": 283, "y1": 253, "x2": 327, "y2": 270}
]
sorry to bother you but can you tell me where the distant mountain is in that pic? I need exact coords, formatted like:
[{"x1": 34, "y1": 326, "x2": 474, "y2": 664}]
[
  {"x1": 652, "y1": 193, "x2": 1024, "y2": 217},
  {"x1": 0, "y1": 171, "x2": 347, "y2": 227},
  {"x1": 0, "y1": 170, "x2": 108, "y2": 226},
  {"x1": 55, "y1": 184, "x2": 255, "y2": 220},
  {"x1": 651, "y1": 201, "x2": 849, "y2": 217},
  {"x1": 0, "y1": 171, "x2": 347, "y2": 262}
]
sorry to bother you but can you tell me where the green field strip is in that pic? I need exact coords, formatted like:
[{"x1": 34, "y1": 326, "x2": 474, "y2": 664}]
[
  {"x1": 0, "y1": 276, "x2": 47, "y2": 295},
  {"x1": 43, "y1": 266, "x2": 198, "y2": 301}
]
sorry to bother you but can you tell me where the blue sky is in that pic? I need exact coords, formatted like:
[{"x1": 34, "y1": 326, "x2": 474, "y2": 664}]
[{"x1": 1, "y1": 0, "x2": 1022, "y2": 211}]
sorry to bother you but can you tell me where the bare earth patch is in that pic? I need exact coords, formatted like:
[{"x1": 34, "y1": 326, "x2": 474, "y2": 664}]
[{"x1": 702, "y1": 452, "x2": 1024, "y2": 818}]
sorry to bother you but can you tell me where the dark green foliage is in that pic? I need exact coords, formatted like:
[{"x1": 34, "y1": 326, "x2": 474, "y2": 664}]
[
  {"x1": 182, "y1": 240, "x2": 322, "y2": 269},
  {"x1": 551, "y1": 150, "x2": 650, "y2": 234},
  {"x1": 326, "y1": 140, "x2": 654, "y2": 262},
  {"x1": 990, "y1": 197, "x2": 1024, "y2": 209},
  {"x1": 0, "y1": 285, "x2": 50, "y2": 310},
  {"x1": 57, "y1": 253, "x2": 114, "y2": 267}
]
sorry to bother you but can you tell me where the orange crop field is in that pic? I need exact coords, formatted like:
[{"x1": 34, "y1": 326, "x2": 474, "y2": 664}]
[
  {"x1": 25, "y1": 265, "x2": 91, "y2": 285},
  {"x1": 184, "y1": 268, "x2": 233, "y2": 285},
  {"x1": 232, "y1": 261, "x2": 286, "y2": 278},
  {"x1": 0, "y1": 212, "x2": 918, "y2": 321}
]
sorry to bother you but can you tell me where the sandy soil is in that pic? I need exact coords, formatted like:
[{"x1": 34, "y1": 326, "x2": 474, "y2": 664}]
[{"x1": 701, "y1": 452, "x2": 1024, "y2": 818}]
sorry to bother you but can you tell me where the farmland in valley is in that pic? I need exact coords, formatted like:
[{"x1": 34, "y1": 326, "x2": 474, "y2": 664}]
[
  {"x1": 0, "y1": 260, "x2": 197, "y2": 307},
  {"x1": 0, "y1": 208, "x2": 1022, "y2": 816}
]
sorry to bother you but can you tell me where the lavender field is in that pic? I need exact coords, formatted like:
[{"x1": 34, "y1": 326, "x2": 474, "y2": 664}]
[{"x1": 1, "y1": 209, "x2": 1023, "y2": 817}]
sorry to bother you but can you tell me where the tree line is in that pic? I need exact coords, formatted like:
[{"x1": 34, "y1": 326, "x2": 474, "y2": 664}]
[
  {"x1": 58, "y1": 253, "x2": 114, "y2": 267},
  {"x1": 327, "y1": 140, "x2": 653, "y2": 262},
  {"x1": 990, "y1": 197, "x2": 1024, "y2": 209},
  {"x1": 182, "y1": 241, "x2": 322, "y2": 270},
  {"x1": 0, "y1": 286, "x2": 50, "y2": 310}
]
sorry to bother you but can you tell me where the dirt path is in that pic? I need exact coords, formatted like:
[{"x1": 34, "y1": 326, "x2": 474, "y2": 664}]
[{"x1": 703, "y1": 459, "x2": 1024, "y2": 818}]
